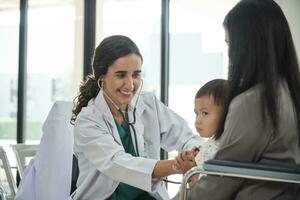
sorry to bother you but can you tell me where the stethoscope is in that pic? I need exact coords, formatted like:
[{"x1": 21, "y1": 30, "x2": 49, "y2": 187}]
[
  {"x1": 97, "y1": 79, "x2": 142, "y2": 157},
  {"x1": 98, "y1": 79, "x2": 181, "y2": 184}
]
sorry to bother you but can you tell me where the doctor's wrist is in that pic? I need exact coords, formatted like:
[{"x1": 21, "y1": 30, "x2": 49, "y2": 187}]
[{"x1": 152, "y1": 160, "x2": 182, "y2": 178}]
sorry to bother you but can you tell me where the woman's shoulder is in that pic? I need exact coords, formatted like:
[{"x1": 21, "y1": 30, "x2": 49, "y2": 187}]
[
  {"x1": 230, "y1": 81, "x2": 288, "y2": 110},
  {"x1": 230, "y1": 85, "x2": 262, "y2": 111}
]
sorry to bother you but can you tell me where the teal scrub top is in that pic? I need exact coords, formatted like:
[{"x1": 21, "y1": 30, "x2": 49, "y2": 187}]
[{"x1": 107, "y1": 113, "x2": 155, "y2": 200}]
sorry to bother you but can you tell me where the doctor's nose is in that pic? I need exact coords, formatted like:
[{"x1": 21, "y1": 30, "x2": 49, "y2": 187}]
[{"x1": 124, "y1": 76, "x2": 134, "y2": 90}]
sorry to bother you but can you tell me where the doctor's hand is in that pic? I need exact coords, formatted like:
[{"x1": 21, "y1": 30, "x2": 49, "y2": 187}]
[{"x1": 175, "y1": 150, "x2": 197, "y2": 174}]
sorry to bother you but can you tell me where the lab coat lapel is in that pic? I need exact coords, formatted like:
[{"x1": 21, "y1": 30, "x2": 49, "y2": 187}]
[{"x1": 94, "y1": 90, "x2": 122, "y2": 145}]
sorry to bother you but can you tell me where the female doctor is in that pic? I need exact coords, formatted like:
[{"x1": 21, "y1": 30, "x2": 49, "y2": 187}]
[{"x1": 70, "y1": 35, "x2": 202, "y2": 200}]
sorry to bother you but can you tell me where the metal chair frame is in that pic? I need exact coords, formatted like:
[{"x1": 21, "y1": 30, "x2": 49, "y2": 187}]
[
  {"x1": 180, "y1": 159, "x2": 300, "y2": 200},
  {"x1": 0, "y1": 146, "x2": 17, "y2": 200}
]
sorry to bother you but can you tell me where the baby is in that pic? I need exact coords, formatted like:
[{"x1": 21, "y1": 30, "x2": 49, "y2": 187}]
[{"x1": 175, "y1": 79, "x2": 228, "y2": 173}]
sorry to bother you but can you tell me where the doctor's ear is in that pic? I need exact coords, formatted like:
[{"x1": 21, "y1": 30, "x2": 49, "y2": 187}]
[
  {"x1": 100, "y1": 79, "x2": 105, "y2": 88},
  {"x1": 97, "y1": 79, "x2": 104, "y2": 89}
]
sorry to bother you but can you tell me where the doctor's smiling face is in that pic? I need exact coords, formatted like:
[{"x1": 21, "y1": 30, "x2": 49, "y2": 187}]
[{"x1": 101, "y1": 53, "x2": 142, "y2": 111}]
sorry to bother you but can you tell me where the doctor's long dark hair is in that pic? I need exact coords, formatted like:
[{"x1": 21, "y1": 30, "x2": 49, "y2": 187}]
[
  {"x1": 215, "y1": 0, "x2": 300, "y2": 144},
  {"x1": 71, "y1": 35, "x2": 143, "y2": 123}
]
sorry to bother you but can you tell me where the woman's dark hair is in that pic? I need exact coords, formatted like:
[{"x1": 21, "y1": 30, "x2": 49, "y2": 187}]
[
  {"x1": 71, "y1": 35, "x2": 143, "y2": 123},
  {"x1": 222, "y1": 0, "x2": 300, "y2": 144},
  {"x1": 195, "y1": 79, "x2": 229, "y2": 140}
]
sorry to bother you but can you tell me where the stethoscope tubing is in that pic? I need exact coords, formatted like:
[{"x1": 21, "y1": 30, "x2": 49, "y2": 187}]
[
  {"x1": 118, "y1": 108, "x2": 140, "y2": 157},
  {"x1": 98, "y1": 78, "x2": 142, "y2": 157}
]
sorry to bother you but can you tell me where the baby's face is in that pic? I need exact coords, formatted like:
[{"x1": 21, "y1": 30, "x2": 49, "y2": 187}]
[{"x1": 194, "y1": 95, "x2": 223, "y2": 138}]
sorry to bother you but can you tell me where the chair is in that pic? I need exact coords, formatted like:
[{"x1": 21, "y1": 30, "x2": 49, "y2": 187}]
[
  {"x1": 70, "y1": 155, "x2": 79, "y2": 195},
  {"x1": 11, "y1": 144, "x2": 38, "y2": 177},
  {"x1": 14, "y1": 101, "x2": 74, "y2": 200},
  {"x1": 180, "y1": 159, "x2": 300, "y2": 200},
  {"x1": 0, "y1": 146, "x2": 17, "y2": 200}
]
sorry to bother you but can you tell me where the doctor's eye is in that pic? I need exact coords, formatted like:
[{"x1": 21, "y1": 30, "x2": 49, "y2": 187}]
[
  {"x1": 132, "y1": 72, "x2": 141, "y2": 79},
  {"x1": 132, "y1": 73, "x2": 141, "y2": 78},
  {"x1": 115, "y1": 72, "x2": 126, "y2": 78}
]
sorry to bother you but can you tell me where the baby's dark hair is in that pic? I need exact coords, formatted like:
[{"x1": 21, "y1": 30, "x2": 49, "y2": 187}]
[
  {"x1": 195, "y1": 79, "x2": 228, "y2": 108},
  {"x1": 196, "y1": 79, "x2": 229, "y2": 140}
]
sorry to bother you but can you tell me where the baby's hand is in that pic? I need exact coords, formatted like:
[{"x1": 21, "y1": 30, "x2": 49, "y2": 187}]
[{"x1": 175, "y1": 150, "x2": 196, "y2": 173}]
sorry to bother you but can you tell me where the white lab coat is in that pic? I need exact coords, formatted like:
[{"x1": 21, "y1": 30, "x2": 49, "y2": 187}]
[
  {"x1": 15, "y1": 101, "x2": 74, "y2": 200},
  {"x1": 70, "y1": 90, "x2": 203, "y2": 200}
]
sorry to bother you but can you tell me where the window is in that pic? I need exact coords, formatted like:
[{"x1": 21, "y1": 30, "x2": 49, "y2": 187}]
[
  {"x1": 168, "y1": 0, "x2": 239, "y2": 197},
  {"x1": 25, "y1": 0, "x2": 84, "y2": 141},
  {"x1": 0, "y1": 0, "x2": 19, "y2": 153},
  {"x1": 96, "y1": 0, "x2": 161, "y2": 96}
]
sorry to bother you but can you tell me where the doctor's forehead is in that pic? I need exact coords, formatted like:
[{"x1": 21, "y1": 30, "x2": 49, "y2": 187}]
[{"x1": 108, "y1": 54, "x2": 142, "y2": 71}]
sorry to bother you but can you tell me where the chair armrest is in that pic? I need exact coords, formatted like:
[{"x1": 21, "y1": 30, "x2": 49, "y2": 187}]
[
  {"x1": 203, "y1": 159, "x2": 300, "y2": 183},
  {"x1": 179, "y1": 159, "x2": 300, "y2": 200}
]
